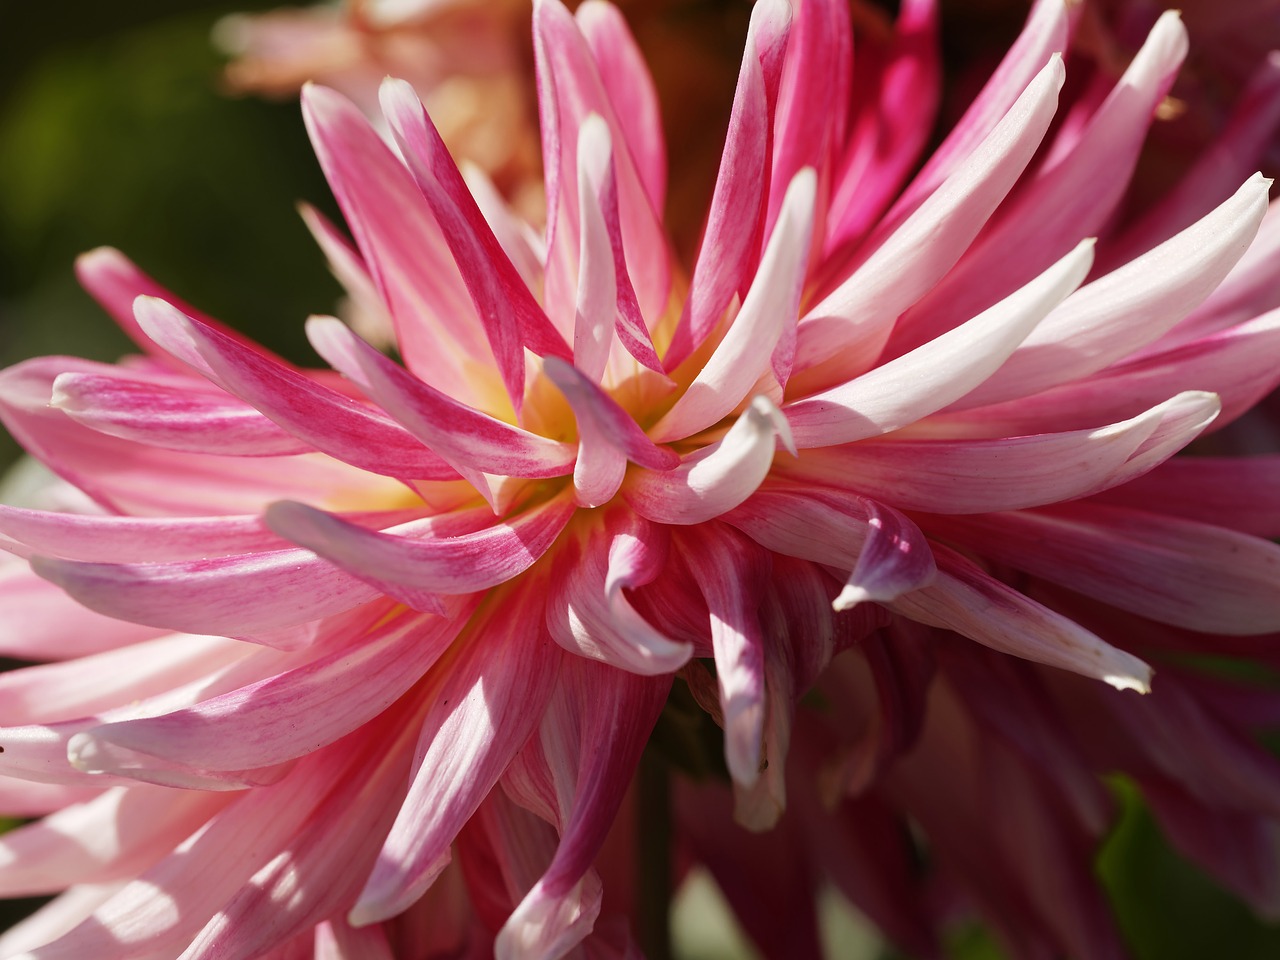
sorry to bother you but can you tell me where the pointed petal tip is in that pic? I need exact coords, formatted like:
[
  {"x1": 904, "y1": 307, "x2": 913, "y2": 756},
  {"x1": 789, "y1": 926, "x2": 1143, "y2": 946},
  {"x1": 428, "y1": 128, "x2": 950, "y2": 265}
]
[
  {"x1": 750, "y1": 396, "x2": 796, "y2": 456},
  {"x1": 1105, "y1": 664, "x2": 1153, "y2": 694}
]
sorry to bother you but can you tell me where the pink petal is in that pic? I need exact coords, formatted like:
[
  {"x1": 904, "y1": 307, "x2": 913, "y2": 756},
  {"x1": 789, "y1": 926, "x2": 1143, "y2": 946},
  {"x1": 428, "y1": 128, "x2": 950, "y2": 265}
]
[
  {"x1": 572, "y1": 115, "x2": 624, "y2": 385},
  {"x1": 786, "y1": 238, "x2": 1093, "y2": 448},
  {"x1": 0, "y1": 785, "x2": 227, "y2": 897},
  {"x1": 625, "y1": 396, "x2": 794, "y2": 525},
  {"x1": 301, "y1": 83, "x2": 503, "y2": 410},
  {"x1": 663, "y1": 0, "x2": 792, "y2": 370},
  {"x1": 889, "y1": 543, "x2": 1152, "y2": 691},
  {"x1": 791, "y1": 55, "x2": 1065, "y2": 391},
  {"x1": 953, "y1": 173, "x2": 1271, "y2": 410},
  {"x1": 50, "y1": 370, "x2": 310, "y2": 457},
  {"x1": 885, "y1": 0, "x2": 1068, "y2": 225},
  {"x1": 890, "y1": 11, "x2": 1189, "y2": 353},
  {"x1": 306, "y1": 316, "x2": 576, "y2": 483},
  {"x1": 380, "y1": 78, "x2": 571, "y2": 411},
  {"x1": 264, "y1": 492, "x2": 575, "y2": 605},
  {"x1": 926, "y1": 504, "x2": 1280, "y2": 636},
  {"x1": 574, "y1": 1, "x2": 666, "y2": 214},
  {"x1": 70, "y1": 606, "x2": 473, "y2": 779},
  {"x1": 134, "y1": 297, "x2": 458, "y2": 481},
  {"x1": 1091, "y1": 455, "x2": 1280, "y2": 539},
  {"x1": 497, "y1": 658, "x2": 669, "y2": 960},
  {"x1": 352, "y1": 583, "x2": 564, "y2": 925},
  {"x1": 30, "y1": 547, "x2": 382, "y2": 644},
  {"x1": 651, "y1": 168, "x2": 815, "y2": 442},
  {"x1": 683, "y1": 527, "x2": 771, "y2": 787},
  {"x1": 546, "y1": 509, "x2": 691, "y2": 675},
  {"x1": 784, "y1": 392, "x2": 1218, "y2": 513},
  {"x1": 533, "y1": 0, "x2": 671, "y2": 332}
]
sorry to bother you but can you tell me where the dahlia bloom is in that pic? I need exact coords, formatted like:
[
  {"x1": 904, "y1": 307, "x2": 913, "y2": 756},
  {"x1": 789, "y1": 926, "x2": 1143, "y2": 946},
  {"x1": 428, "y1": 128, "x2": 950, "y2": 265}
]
[{"x1": 4, "y1": 0, "x2": 1280, "y2": 957}]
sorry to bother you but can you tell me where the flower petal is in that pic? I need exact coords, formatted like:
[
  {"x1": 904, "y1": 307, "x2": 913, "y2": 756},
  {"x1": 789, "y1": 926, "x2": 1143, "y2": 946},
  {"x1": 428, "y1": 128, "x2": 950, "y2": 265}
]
[
  {"x1": 833, "y1": 499, "x2": 936, "y2": 610},
  {"x1": 625, "y1": 396, "x2": 794, "y2": 525},
  {"x1": 889, "y1": 543, "x2": 1152, "y2": 691}
]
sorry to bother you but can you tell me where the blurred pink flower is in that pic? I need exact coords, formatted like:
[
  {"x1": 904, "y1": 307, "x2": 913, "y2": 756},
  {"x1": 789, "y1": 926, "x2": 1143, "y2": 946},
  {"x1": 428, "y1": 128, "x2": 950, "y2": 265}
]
[{"x1": 3, "y1": 0, "x2": 1280, "y2": 957}]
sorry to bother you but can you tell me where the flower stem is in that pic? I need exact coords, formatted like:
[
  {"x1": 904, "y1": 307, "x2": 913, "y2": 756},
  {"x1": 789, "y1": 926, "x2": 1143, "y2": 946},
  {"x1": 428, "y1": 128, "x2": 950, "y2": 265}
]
[{"x1": 638, "y1": 748, "x2": 673, "y2": 960}]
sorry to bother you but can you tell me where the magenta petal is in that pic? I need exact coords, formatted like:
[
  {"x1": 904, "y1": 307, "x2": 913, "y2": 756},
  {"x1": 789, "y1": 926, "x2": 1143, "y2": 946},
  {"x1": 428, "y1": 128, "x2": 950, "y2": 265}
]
[
  {"x1": 352, "y1": 585, "x2": 563, "y2": 925},
  {"x1": 834, "y1": 498, "x2": 936, "y2": 609}
]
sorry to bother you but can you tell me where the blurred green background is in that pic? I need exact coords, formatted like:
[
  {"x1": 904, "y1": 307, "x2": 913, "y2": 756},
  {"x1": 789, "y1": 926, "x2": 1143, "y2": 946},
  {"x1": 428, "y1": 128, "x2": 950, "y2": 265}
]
[{"x1": 3, "y1": 1, "x2": 1280, "y2": 956}]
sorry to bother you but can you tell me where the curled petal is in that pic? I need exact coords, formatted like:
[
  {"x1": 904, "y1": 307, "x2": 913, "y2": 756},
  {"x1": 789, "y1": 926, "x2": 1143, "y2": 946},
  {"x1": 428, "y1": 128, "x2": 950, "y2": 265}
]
[
  {"x1": 625, "y1": 396, "x2": 794, "y2": 525},
  {"x1": 546, "y1": 511, "x2": 691, "y2": 675},
  {"x1": 834, "y1": 499, "x2": 936, "y2": 610}
]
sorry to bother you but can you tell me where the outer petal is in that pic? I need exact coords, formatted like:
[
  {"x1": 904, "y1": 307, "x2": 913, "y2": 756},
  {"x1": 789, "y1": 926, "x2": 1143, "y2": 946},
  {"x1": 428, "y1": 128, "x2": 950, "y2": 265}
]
[
  {"x1": 888, "y1": 543, "x2": 1152, "y2": 692},
  {"x1": 925, "y1": 504, "x2": 1280, "y2": 636}
]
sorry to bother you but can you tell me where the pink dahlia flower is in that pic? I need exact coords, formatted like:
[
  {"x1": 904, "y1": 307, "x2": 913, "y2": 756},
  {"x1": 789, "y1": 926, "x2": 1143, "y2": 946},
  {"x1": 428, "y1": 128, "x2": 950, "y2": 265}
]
[{"x1": 3, "y1": 0, "x2": 1280, "y2": 956}]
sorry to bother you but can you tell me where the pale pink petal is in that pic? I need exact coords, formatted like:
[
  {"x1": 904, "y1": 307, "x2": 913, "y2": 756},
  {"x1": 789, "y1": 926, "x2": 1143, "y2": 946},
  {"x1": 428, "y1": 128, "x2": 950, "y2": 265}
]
[
  {"x1": 69, "y1": 606, "x2": 473, "y2": 778},
  {"x1": 663, "y1": 0, "x2": 792, "y2": 369},
  {"x1": 888, "y1": 544, "x2": 1152, "y2": 691},
  {"x1": 0, "y1": 633, "x2": 248, "y2": 725},
  {"x1": 546, "y1": 509, "x2": 693, "y2": 675},
  {"x1": 575, "y1": 1, "x2": 666, "y2": 213},
  {"x1": 572, "y1": 115, "x2": 623, "y2": 385},
  {"x1": 0, "y1": 779, "x2": 104, "y2": 818},
  {"x1": 953, "y1": 173, "x2": 1271, "y2": 410},
  {"x1": 0, "y1": 786, "x2": 227, "y2": 897},
  {"x1": 0, "y1": 883, "x2": 125, "y2": 959},
  {"x1": 784, "y1": 392, "x2": 1218, "y2": 513},
  {"x1": 352, "y1": 586, "x2": 564, "y2": 925},
  {"x1": 301, "y1": 83, "x2": 503, "y2": 410},
  {"x1": 264, "y1": 492, "x2": 575, "y2": 604},
  {"x1": 786, "y1": 238, "x2": 1093, "y2": 448},
  {"x1": 134, "y1": 297, "x2": 458, "y2": 482},
  {"x1": 298, "y1": 203, "x2": 396, "y2": 348},
  {"x1": 652, "y1": 168, "x2": 815, "y2": 442},
  {"x1": 314, "y1": 920, "x2": 395, "y2": 960},
  {"x1": 0, "y1": 559, "x2": 162, "y2": 660},
  {"x1": 306, "y1": 316, "x2": 576, "y2": 482},
  {"x1": 380, "y1": 78, "x2": 570, "y2": 411},
  {"x1": 625, "y1": 396, "x2": 794, "y2": 525},
  {"x1": 926, "y1": 504, "x2": 1280, "y2": 636},
  {"x1": 791, "y1": 56, "x2": 1065, "y2": 391},
  {"x1": 179, "y1": 706, "x2": 423, "y2": 960}
]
